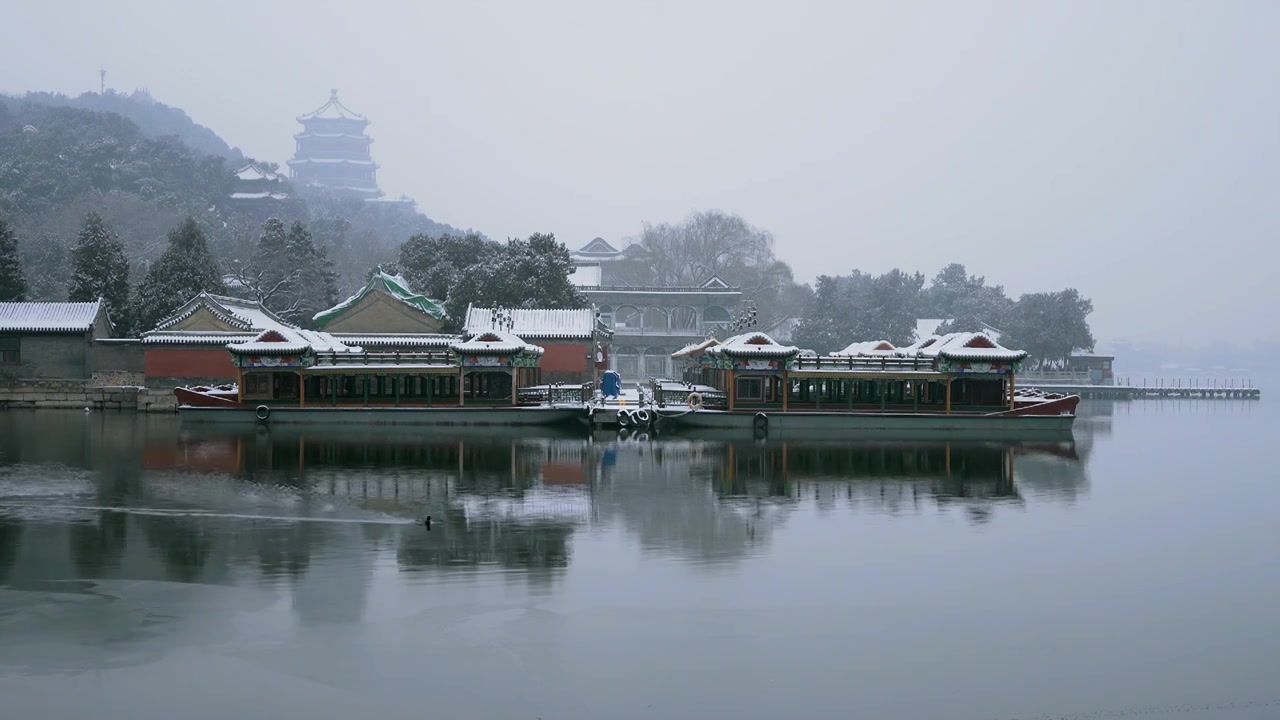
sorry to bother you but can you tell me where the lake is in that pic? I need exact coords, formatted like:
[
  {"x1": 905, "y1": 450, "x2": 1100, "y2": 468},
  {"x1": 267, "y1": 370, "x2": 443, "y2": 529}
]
[{"x1": 0, "y1": 400, "x2": 1276, "y2": 720}]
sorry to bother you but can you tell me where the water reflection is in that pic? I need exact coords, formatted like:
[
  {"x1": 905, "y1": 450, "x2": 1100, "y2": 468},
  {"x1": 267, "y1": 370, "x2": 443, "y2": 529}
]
[{"x1": 0, "y1": 412, "x2": 1090, "y2": 638}]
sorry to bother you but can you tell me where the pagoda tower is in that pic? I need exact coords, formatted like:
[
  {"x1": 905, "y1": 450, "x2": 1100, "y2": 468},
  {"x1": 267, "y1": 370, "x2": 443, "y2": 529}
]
[{"x1": 287, "y1": 89, "x2": 383, "y2": 198}]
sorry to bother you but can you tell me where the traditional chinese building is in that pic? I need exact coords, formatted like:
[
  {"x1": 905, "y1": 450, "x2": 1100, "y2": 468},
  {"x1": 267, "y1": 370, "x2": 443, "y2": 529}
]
[
  {"x1": 463, "y1": 306, "x2": 611, "y2": 384},
  {"x1": 287, "y1": 90, "x2": 382, "y2": 198},
  {"x1": 313, "y1": 268, "x2": 446, "y2": 334},
  {"x1": 229, "y1": 163, "x2": 289, "y2": 204},
  {"x1": 141, "y1": 293, "x2": 294, "y2": 386},
  {"x1": 0, "y1": 299, "x2": 114, "y2": 379},
  {"x1": 566, "y1": 238, "x2": 744, "y2": 381},
  {"x1": 144, "y1": 288, "x2": 457, "y2": 387}
]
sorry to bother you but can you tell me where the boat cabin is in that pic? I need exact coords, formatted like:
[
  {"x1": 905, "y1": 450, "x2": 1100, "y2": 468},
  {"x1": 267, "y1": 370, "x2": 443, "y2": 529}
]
[
  {"x1": 224, "y1": 327, "x2": 552, "y2": 407},
  {"x1": 666, "y1": 331, "x2": 1029, "y2": 414}
]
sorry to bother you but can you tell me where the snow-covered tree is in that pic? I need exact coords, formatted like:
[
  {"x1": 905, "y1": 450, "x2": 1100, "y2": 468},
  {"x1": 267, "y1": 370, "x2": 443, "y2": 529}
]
[
  {"x1": 68, "y1": 212, "x2": 130, "y2": 332},
  {"x1": 232, "y1": 217, "x2": 292, "y2": 307},
  {"x1": 285, "y1": 221, "x2": 338, "y2": 326},
  {"x1": 442, "y1": 232, "x2": 584, "y2": 330},
  {"x1": 0, "y1": 215, "x2": 27, "y2": 301},
  {"x1": 133, "y1": 217, "x2": 223, "y2": 333},
  {"x1": 230, "y1": 218, "x2": 337, "y2": 326}
]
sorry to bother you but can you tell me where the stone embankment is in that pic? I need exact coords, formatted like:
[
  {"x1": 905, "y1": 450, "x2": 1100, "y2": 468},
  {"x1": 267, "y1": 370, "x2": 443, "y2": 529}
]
[{"x1": 0, "y1": 374, "x2": 178, "y2": 412}]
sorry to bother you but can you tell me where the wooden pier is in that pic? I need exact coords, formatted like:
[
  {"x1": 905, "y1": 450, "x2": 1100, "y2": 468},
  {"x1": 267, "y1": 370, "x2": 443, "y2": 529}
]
[{"x1": 1025, "y1": 383, "x2": 1261, "y2": 400}]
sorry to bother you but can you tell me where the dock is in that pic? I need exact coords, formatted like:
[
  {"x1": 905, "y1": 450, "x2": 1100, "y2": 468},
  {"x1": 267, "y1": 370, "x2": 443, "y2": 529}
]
[{"x1": 1024, "y1": 383, "x2": 1261, "y2": 400}]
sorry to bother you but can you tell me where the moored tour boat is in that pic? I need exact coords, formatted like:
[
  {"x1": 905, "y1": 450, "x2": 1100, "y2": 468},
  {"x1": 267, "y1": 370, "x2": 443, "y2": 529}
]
[
  {"x1": 647, "y1": 331, "x2": 1079, "y2": 438},
  {"x1": 176, "y1": 327, "x2": 589, "y2": 427}
]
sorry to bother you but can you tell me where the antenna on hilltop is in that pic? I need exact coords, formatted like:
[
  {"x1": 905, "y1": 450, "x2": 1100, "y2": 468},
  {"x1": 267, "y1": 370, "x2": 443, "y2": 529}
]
[{"x1": 99, "y1": 69, "x2": 106, "y2": 94}]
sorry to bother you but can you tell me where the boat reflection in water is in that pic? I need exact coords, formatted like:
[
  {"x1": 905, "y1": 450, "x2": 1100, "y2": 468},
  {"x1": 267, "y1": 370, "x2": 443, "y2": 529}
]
[
  {"x1": 148, "y1": 426, "x2": 1087, "y2": 562},
  {"x1": 0, "y1": 416, "x2": 1088, "y2": 658}
]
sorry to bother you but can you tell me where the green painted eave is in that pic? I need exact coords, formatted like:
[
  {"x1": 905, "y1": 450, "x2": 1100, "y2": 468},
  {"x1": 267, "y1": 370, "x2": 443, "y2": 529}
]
[{"x1": 313, "y1": 271, "x2": 447, "y2": 329}]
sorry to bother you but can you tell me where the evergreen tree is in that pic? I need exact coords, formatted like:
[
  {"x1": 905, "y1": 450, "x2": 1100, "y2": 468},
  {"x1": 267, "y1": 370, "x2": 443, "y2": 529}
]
[
  {"x1": 68, "y1": 212, "x2": 131, "y2": 332},
  {"x1": 133, "y1": 217, "x2": 223, "y2": 332},
  {"x1": 234, "y1": 217, "x2": 292, "y2": 307},
  {"x1": 442, "y1": 232, "x2": 585, "y2": 331},
  {"x1": 0, "y1": 215, "x2": 27, "y2": 301},
  {"x1": 285, "y1": 221, "x2": 338, "y2": 326}
]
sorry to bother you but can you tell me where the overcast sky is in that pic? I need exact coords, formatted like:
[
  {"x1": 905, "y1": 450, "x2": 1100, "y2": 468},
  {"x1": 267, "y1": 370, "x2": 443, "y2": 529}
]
[{"x1": 2, "y1": 1, "x2": 1276, "y2": 347}]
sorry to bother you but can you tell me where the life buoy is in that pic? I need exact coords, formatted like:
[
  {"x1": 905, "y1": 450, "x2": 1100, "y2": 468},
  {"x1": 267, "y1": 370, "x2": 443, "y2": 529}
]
[
  {"x1": 255, "y1": 405, "x2": 270, "y2": 422},
  {"x1": 687, "y1": 392, "x2": 704, "y2": 410},
  {"x1": 634, "y1": 408, "x2": 651, "y2": 427}
]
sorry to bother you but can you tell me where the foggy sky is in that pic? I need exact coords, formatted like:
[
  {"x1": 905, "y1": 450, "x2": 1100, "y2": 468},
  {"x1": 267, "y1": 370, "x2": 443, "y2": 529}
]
[{"x1": 2, "y1": 1, "x2": 1277, "y2": 347}]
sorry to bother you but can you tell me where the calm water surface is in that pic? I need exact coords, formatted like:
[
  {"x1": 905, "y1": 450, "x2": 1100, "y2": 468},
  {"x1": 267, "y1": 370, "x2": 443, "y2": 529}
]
[{"x1": 0, "y1": 401, "x2": 1276, "y2": 720}]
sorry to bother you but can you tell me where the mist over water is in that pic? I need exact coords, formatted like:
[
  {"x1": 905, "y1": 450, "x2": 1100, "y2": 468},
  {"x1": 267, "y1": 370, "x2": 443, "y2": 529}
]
[{"x1": 0, "y1": 402, "x2": 1275, "y2": 719}]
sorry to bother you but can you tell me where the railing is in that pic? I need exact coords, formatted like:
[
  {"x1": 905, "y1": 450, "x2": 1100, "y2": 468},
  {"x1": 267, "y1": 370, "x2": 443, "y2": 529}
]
[
  {"x1": 313, "y1": 350, "x2": 454, "y2": 367},
  {"x1": 651, "y1": 381, "x2": 729, "y2": 410},
  {"x1": 1018, "y1": 370, "x2": 1092, "y2": 383},
  {"x1": 517, "y1": 382, "x2": 594, "y2": 405},
  {"x1": 791, "y1": 356, "x2": 933, "y2": 372}
]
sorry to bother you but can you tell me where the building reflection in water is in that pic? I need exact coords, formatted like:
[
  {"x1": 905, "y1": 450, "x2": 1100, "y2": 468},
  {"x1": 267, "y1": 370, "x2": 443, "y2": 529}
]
[{"x1": 1, "y1": 415, "x2": 1089, "y2": 638}]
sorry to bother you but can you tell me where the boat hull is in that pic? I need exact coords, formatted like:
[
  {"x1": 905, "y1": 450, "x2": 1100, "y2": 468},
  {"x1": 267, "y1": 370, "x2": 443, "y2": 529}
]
[
  {"x1": 656, "y1": 408, "x2": 1075, "y2": 439},
  {"x1": 178, "y1": 405, "x2": 587, "y2": 427}
]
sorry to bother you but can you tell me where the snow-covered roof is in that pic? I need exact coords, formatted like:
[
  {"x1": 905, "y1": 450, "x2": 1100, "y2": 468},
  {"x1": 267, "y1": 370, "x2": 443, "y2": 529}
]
[
  {"x1": 234, "y1": 163, "x2": 283, "y2": 183},
  {"x1": 148, "y1": 293, "x2": 295, "y2": 334},
  {"x1": 330, "y1": 334, "x2": 457, "y2": 348},
  {"x1": 142, "y1": 331, "x2": 257, "y2": 346},
  {"x1": 671, "y1": 338, "x2": 720, "y2": 358},
  {"x1": 297, "y1": 89, "x2": 368, "y2": 123},
  {"x1": 313, "y1": 269, "x2": 446, "y2": 328},
  {"x1": 464, "y1": 306, "x2": 603, "y2": 340},
  {"x1": 450, "y1": 330, "x2": 544, "y2": 357},
  {"x1": 914, "y1": 318, "x2": 1002, "y2": 342},
  {"x1": 832, "y1": 340, "x2": 897, "y2": 357},
  {"x1": 227, "y1": 328, "x2": 357, "y2": 355},
  {"x1": 569, "y1": 264, "x2": 602, "y2": 288},
  {"x1": 574, "y1": 237, "x2": 620, "y2": 256},
  {"x1": 705, "y1": 332, "x2": 800, "y2": 359},
  {"x1": 0, "y1": 299, "x2": 104, "y2": 333},
  {"x1": 287, "y1": 157, "x2": 376, "y2": 166},
  {"x1": 900, "y1": 332, "x2": 1027, "y2": 362},
  {"x1": 915, "y1": 319, "x2": 946, "y2": 341}
]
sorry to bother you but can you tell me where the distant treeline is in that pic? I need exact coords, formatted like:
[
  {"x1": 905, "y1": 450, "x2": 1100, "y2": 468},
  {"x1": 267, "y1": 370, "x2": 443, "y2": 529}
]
[{"x1": 0, "y1": 91, "x2": 1095, "y2": 366}]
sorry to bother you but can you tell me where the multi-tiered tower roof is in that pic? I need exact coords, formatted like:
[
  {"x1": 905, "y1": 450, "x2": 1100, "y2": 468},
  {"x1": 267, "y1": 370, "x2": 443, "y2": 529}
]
[{"x1": 287, "y1": 90, "x2": 382, "y2": 198}]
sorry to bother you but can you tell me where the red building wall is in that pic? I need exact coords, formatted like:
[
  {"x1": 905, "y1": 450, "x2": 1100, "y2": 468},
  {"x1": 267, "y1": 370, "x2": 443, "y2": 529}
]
[
  {"x1": 539, "y1": 343, "x2": 588, "y2": 375},
  {"x1": 145, "y1": 348, "x2": 237, "y2": 380}
]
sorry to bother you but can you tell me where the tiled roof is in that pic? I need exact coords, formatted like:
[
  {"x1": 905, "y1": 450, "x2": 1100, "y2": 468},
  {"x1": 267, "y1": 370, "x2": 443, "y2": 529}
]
[
  {"x1": 148, "y1": 292, "x2": 295, "y2": 334},
  {"x1": 0, "y1": 300, "x2": 103, "y2": 333},
  {"x1": 464, "y1": 306, "x2": 602, "y2": 340},
  {"x1": 705, "y1": 332, "x2": 800, "y2": 359},
  {"x1": 227, "y1": 328, "x2": 356, "y2": 355},
  {"x1": 451, "y1": 330, "x2": 544, "y2": 357},
  {"x1": 900, "y1": 332, "x2": 1027, "y2": 362},
  {"x1": 330, "y1": 334, "x2": 458, "y2": 348},
  {"x1": 313, "y1": 269, "x2": 445, "y2": 328},
  {"x1": 671, "y1": 338, "x2": 719, "y2": 358},
  {"x1": 832, "y1": 340, "x2": 898, "y2": 357},
  {"x1": 234, "y1": 163, "x2": 284, "y2": 183},
  {"x1": 297, "y1": 89, "x2": 368, "y2": 122},
  {"x1": 142, "y1": 331, "x2": 257, "y2": 346}
]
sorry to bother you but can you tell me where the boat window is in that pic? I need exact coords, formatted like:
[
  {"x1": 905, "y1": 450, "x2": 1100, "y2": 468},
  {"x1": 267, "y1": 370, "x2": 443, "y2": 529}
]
[
  {"x1": 244, "y1": 373, "x2": 272, "y2": 398},
  {"x1": 736, "y1": 376, "x2": 764, "y2": 401}
]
